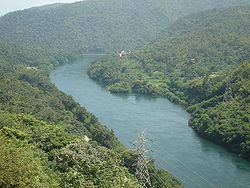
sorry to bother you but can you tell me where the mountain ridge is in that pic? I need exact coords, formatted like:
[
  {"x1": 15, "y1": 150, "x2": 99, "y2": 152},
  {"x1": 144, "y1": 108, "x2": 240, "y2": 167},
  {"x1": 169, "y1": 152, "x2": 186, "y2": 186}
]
[{"x1": 0, "y1": 0, "x2": 249, "y2": 53}]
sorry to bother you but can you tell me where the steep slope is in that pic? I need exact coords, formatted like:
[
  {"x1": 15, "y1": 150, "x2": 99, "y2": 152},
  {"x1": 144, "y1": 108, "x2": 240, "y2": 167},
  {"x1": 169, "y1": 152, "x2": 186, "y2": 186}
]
[
  {"x1": 0, "y1": 0, "x2": 249, "y2": 53},
  {"x1": 0, "y1": 40, "x2": 116, "y2": 148},
  {"x1": 188, "y1": 61, "x2": 250, "y2": 159},
  {"x1": 0, "y1": 112, "x2": 140, "y2": 187},
  {"x1": 87, "y1": 6, "x2": 250, "y2": 159}
]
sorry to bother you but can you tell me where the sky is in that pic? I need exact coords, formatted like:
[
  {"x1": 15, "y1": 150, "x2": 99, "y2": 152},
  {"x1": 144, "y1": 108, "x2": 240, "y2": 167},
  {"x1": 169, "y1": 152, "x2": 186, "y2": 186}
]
[{"x1": 0, "y1": 0, "x2": 80, "y2": 16}]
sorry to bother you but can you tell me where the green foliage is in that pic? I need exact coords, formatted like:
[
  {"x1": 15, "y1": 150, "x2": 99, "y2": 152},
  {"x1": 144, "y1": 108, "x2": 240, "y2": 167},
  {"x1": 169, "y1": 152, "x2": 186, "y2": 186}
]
[
  {"x1": 189, "y1": 61, "x2": 250, "y2": 159},
  {"x1": 0, "y1": 41, "x2": 143, "y2": 187},
  {"x1": 88, "y1": 6, "x2": 250, "y2": 103},
  {"x1": 0, "y1": 41, "x2": 120, "y2": 148},
  {"x1": 0, "y1": 111, "x2": 141, "y2": 187},
  {"x1": 150, "y1": 169, "x2": 183, "y2": 188},
  {"x1": 0, "y1": 40, "x2": 76, "y2": 72},
  {"x1": 0, "y1": 36, "x2": 182, "y2": 187},
  {"x1": 108, "y1": 81, "x2": 132, "y2": 93},
  {"x1": 121, "y1": 150, "x2": 183, "y2": 188},
  {"x1": 122, "y1": 150, "x2": 138, "y2": 174},
  {"x1": 0, "y1": 0, "x2": 249, "y2": 53},
  {"x1": 0, "y1": 136, "x2": 60, "y2": 188},
  {"x1": 88, "y1": 6, "x2": 250, "y2": 160},
  {"x1": 56, "y1": 140, "x2": 140, "y2": 188}
]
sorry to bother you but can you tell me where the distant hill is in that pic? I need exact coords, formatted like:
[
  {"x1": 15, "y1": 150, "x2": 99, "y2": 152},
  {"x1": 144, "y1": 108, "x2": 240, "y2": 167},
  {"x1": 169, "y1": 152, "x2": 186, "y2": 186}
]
[{"x1": 0, "y1": 0, "x2": 249, "y2": 53}]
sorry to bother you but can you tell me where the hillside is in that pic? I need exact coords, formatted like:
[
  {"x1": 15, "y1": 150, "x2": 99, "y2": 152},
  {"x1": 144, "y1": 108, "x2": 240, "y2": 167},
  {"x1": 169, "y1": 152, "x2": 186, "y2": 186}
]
[
  {"x1": 87, "y1": 6, "x2": 250, "y2": 159},
  {"x1": 188, "y1": 61, "x2": 250, "y2": 159},
  {"x1": 0, "y1": 40, "x2": 183, "y2": 187},
  {"x1": 0, "y1": 0, "x2": 249, "y2": 53},
  {"x1": 88, "y1": 6, "x2": 250, "y2": 101}
]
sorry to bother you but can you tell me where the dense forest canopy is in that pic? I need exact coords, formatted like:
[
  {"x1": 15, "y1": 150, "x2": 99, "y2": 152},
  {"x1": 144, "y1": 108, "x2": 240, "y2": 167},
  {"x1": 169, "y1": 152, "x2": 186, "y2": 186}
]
[
  {"x1": 87, "y1": 6, "x2": 250, "y2": 159},
  {"x1": 0, "y1": 0, "x2": 249, "y2": 53},
  {"x1": 188, "y1": 61, "x2": 250, "y2": 159}
]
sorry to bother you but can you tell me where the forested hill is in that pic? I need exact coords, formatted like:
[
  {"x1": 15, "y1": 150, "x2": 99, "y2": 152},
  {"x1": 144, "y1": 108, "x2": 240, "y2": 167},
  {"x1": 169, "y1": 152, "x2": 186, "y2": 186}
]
[
  {"x1": 154, "y1": 5, "x2": 250, "y2": 42},
  {"x1": 188, "y1": 61, "x2": 250, "y2": 160},
  {"x1": 0, "y1": 0, "x2": 249, "y2": 53},
  {"x1": 88, "y1": 6, "x2": 250, "y2": 102},
  {"x1": 0, "y1": 40, "x2": 183, "y2": 187},
  {"x1": 87, "y1": 6, "x2": 250, "y2": 159}
]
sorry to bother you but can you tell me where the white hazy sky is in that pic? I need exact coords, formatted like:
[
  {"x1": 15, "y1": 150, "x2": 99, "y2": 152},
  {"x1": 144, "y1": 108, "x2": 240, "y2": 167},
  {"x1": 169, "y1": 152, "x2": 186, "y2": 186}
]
[{"x1": 0, "y1": 0, "x2": 80, "y2": 16}]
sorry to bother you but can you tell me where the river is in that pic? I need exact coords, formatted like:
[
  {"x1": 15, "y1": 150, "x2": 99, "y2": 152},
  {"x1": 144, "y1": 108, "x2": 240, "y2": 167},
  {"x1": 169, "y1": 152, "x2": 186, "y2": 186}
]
[{"x1": 50, "y1": 56, "x2": 250, "y2": 188}]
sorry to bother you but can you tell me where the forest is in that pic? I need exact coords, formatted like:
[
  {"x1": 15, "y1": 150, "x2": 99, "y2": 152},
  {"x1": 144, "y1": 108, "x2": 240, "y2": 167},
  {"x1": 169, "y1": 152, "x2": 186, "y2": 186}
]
[
  {"x1": 87, "y1": 6, "x2": 250, "y2": 160},
  {"x1": 0, "y1": 0, "x2": 249, "y2": 187},
  {"x1": 0, "y1": 40, "x2": 182, "y2": 187},
  {"x1": 0, "y1": 0, "x2": 249, "y2": 53}
]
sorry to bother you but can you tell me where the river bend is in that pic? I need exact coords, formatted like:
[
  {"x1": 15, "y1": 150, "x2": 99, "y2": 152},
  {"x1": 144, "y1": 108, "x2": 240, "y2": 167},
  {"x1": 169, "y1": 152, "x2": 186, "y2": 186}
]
[{"x1": 50, "y1": 56, "x2": 250, "y2": 188}]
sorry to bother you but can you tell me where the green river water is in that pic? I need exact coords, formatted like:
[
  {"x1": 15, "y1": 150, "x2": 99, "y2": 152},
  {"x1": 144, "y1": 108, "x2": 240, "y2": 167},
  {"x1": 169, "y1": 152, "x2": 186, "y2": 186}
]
[{"x1": 50, "y1": 56, "x2": 250, "y2": 188}]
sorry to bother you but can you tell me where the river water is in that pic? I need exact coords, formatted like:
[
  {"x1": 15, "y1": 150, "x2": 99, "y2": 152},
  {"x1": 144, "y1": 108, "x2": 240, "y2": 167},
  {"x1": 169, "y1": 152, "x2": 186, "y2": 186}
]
[{"x1": 50, "y1": 56, "x2": 250, "y2": 188}]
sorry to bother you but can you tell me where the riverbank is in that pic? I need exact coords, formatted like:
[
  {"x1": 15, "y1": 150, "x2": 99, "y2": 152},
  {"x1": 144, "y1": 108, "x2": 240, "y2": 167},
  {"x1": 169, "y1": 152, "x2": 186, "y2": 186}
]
[
  {"x1": 0, "y1": 41, "x2": 183, "y2": 187},
  {"x1": 51, "y1": 56, "x2": 250, "y2": 188},
  {"x1": 87, "y1": 55, "x2": 250, "y2": 161}
]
